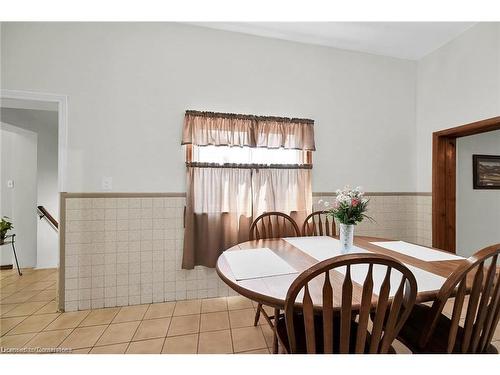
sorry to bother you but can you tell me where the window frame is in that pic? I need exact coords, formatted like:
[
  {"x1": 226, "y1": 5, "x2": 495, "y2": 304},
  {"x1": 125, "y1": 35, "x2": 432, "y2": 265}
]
[{"x1": 185, "y1": 144, "x2": 313, "y2": 167}]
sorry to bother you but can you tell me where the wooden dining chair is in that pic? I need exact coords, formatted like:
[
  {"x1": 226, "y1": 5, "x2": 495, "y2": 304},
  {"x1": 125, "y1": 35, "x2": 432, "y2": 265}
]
[
  {"x1": 396, "y1": 243, "x2": 500, "y2": 354},
  {"x1": 249, "y1": 212, "x2": 301, "y2": 351},
  {"x1": 249, "y1": 212, "x2": 301, "y2": 241},
  {"x1": 278, "y1": 253, "x2": 418, "y2": 353},
  {"x1": 302, "y1": 211, "x2": 336, "y2": 237}
]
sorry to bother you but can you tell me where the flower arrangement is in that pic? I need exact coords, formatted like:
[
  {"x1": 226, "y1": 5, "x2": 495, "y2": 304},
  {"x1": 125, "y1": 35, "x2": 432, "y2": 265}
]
[
  {"x1": 0, "y1": 216, "x2": 14, "y2": 244},
  {"x1": 320, "y1": 186, "x2": 371, "y2": 225}
]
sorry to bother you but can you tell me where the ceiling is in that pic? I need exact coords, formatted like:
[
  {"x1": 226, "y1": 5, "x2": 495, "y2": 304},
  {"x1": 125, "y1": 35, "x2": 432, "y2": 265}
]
[{"x1": 189, "y1": 22, "x2": 475, "y2": 60}]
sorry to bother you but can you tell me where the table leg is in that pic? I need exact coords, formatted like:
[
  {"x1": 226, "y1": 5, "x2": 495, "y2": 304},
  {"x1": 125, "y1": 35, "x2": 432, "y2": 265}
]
[
  {"x1": 273, "y1": 308, "x2": 279, "y2": 354},
  {"x1": 11, "y1": 241, "x2": 22, "y2": 276}
]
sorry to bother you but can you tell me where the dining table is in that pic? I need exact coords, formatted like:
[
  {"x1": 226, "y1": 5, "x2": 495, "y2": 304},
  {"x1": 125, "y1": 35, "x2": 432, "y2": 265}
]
[{"x1": 216, "y1": 235, "x2": 468, "y2": 352}]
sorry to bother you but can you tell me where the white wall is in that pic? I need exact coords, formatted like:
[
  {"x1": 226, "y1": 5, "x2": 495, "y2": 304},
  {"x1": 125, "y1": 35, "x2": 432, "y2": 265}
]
[
  {"x1": 1, "y1": 22, "x2": 417, "y2": 193},
  {"x1": 0, "y1": 123, "x2": 38, "y2": 268},
  {"x1": 456, "y1": 130, "x2": 500, "y2": 257},
  {"x1": 1, "y1": 108, "x2": 59, "y2": 268},
  {"x1": 416, "y1": 23, "x2": 500, "y2": 192}
]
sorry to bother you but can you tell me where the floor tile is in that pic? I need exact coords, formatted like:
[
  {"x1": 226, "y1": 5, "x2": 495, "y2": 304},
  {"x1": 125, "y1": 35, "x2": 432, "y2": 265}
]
[
  {"x1": 33, "y1": 301, "x2": 59, "y2": 315},
  {"x1": 231, "y1": 326, "x2": 267, "y2": 353},
  {"x1": 8, "y1": 313, "x2": 60, "y2": 335},
  {"x1": 198, "y1": 329, "x2": 233, "y2": 354},
  {"x1": 29, "y1": 289, "x2": 56, "y2": 302},
  {"x1": 0, "y1": 303, "x2": 20, "y2": 317},
  {"x1": 144, "y1": 302, "x2": 176, "y2": 319},
  {"x1": 2, "y1": 301, "x2": 49, "y2": 317},
  {"x1": 0, "y1": 332, "x2": 37, "y2": 348},
  {"x1": 227, "y1": 296, "x2": 254, "y2": 311},
  {"x1": 162, "y1": 334, "x2": 198, "y2": 354},
  {"x1": 126, "y1": 338, "x2": 165, "y2": 354},
  {"x1": 25, "y1": 329, "x2": 73, "y2": 348},
  {"x1": 71, "y1": 347, "x2": 92, "y2": 354},
  {"x1": 44, "y1": 311, "x2": 90, "y2": 330},
  {"x1": 201, "y1": 297, "x2": 227, "y2": 313},
  {"x1": 90, "y1": 343, "x2": 128, "y2": 354},
  {"x1": 229, "y1": 308, "x2": 256, "y2": 328},
  {"x1": 392, "y1": 339, "x2": 412, "y2": 354},
  {"x1": 239, "y1": 348, "x2": 270, "y2": 354},
  {"x1": 0, "y1": 316, "x2": 26, "y2": 335},
  {"x1": 167, "y1": 315, "x2": 200, "y2": 336},
  {"x1": 260, "y1": 324, "x2": 275, "y2": 349},
  {"x1": 59, "y1": 324, "x2": 108, "y2": 349},
  {"x1": 133, "y1": 318, "x2": 170, "y2": 340},
  {"x1": 96, "y1": 321, "x2": 141, "y2": 346},
  {"x1": 112, "y1": 305, "x2": 149, "y2": 323},
  {"x1": 200, "y1": 311, "x2": 230, "y2": 332},
  {"x1": 80, "y1": 307, "x2": 120, "y2": 326},
  {"x1": 1, "y1": 290, "x2": 39, "y2": 304},
  {"x1": 173, "y1": 300, "x2": 201, "y2": 316}
]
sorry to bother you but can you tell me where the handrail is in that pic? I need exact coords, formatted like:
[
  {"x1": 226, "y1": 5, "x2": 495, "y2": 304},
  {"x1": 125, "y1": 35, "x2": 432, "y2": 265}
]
[{"x1": 37, "y1": 205, "x2": 59, "y2": 231}]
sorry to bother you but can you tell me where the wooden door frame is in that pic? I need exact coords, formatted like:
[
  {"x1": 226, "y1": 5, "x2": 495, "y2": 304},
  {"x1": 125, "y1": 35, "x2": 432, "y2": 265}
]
[{"x1": 432, "y1": 116, "x2": 500, "y2": 253}]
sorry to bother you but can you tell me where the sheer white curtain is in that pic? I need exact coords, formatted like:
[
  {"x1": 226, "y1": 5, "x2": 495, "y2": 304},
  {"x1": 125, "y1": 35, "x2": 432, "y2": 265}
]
[
  {"x1": 183, "y1": 167, "x2": 253, "y2": 269},
  {"x1": 252, "y1": 168, "x2": 312, "y2": 226}
]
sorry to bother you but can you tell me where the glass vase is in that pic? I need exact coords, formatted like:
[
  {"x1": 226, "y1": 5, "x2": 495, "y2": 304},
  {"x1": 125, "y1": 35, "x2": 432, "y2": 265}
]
[{"x1": 339, "y1": 223, "x2": 354, "y2": 253}]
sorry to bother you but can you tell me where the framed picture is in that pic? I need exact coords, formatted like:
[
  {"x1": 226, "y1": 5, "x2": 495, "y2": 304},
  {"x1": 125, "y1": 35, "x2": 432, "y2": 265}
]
[{"x1": 473, "y1": 154, "x2": 500, "y2": 189}]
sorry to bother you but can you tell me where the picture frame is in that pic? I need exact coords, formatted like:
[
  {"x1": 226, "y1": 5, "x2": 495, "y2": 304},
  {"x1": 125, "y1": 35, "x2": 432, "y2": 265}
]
[{"x1": 473, "y1": 154, "x2": 500, "y2": 189}]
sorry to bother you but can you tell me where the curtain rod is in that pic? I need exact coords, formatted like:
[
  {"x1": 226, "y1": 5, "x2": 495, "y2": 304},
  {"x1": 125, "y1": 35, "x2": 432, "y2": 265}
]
[
  {"x1": 186, "y1": 162, "x2": 313, "y2": 170},
  {"x1": 185, "y1": 110, "x2": 314, "y2": 124}
]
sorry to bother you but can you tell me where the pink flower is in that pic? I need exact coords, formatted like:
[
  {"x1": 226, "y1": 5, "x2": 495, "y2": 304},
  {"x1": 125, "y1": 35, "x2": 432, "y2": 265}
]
[{"x1": 352, "y1": 198, "x2": 360, "y2": 207}]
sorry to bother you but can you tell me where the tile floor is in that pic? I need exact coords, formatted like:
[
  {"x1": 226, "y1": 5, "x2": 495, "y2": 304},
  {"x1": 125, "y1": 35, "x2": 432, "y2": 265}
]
[{"x1": 1, "y1": 268, "x2": 498, "y2": 354}]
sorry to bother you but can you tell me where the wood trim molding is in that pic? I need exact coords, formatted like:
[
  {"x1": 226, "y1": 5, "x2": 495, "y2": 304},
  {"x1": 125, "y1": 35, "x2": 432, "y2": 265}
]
[
  {"x1": 61, "y1": 191, "x2": 432, "y2": 199},
  {"x1": 312, "y1": 192, "x2": 432, "y2": 197},
  {"x1": 432, "y1": 116, "x2": 500, "y2": 253}
]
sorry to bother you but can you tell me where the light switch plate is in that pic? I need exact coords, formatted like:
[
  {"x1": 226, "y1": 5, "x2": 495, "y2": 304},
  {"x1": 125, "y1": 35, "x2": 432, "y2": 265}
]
[
  {"x1": 102, "y1": 177, "x2": 112, "y2": 191},
  {"x1": 7, "y1": 180, "x2": 14, "y2": 188}
]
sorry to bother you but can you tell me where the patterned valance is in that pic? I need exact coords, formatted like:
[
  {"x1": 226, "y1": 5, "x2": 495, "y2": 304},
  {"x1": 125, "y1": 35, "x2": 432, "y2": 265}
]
[{"x1": 181, "y1": 110, "x2": 316, "y2": 151}]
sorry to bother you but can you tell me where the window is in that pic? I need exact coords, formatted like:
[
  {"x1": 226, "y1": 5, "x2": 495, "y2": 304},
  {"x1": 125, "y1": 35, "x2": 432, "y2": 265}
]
[{"x1": 187, "y1": 145, "x2": 312, "y2": 165}]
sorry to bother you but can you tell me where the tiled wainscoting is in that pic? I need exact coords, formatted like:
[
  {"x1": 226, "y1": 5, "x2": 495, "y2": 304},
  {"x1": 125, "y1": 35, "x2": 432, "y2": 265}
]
[{"x1": 61, "y1": 193, "x2": 432, "y2": 312}]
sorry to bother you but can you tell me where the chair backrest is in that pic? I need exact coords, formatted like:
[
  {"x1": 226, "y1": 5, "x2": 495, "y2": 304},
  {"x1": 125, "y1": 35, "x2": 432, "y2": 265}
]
[
  {"x1": 284, "y1": 253, "x2": 417, "y2": 354},
  {"x1": 420, "y1": 244, "x2": 500, "y2": 353},
  {"x1": 302, "y1": 211, "x2": 336, "y2": 237},
  {"x1": 249, "y1": 212, "x2": 300, "y2": 241}
]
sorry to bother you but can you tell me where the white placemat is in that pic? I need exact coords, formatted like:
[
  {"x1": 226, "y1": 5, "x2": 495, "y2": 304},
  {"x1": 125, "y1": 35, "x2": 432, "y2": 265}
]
[
  {"x1": 335, "y1": 263, "x2": 447, "y2": 296},
  {"x1": 223, "y1": 248, "x2": 298, "y2": 281},
  {"x1": 284, "y1": 236, "x2": 369, "y2": 262},
  {"x1": 371, "y1": 241, "x2": 464, "y2": 261}
]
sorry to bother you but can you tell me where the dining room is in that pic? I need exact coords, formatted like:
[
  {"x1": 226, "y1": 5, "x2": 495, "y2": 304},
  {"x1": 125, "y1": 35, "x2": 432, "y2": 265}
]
[{"x1": 1, "y1": 2, "x2": 500, "y2": 374}]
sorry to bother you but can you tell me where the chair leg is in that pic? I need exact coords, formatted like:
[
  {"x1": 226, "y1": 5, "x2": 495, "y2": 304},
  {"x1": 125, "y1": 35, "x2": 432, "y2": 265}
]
[
  {"x1": 11, "y1": 242, "x2": 22, "y2": 276},
  {"x1": 254, "y1": 303, "x2": 262, "y2": 326}
]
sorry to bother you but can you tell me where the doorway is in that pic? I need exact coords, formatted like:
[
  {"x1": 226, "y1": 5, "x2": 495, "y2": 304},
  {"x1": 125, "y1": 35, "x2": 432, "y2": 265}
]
[
  {"x1": 0, "y1": 89, "x2": 68, "y2": 310},
  {"x1": 432, "y1": 116, "x2": 500, "y2": 253}
]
